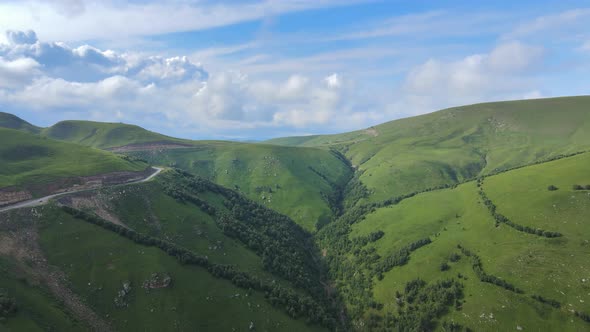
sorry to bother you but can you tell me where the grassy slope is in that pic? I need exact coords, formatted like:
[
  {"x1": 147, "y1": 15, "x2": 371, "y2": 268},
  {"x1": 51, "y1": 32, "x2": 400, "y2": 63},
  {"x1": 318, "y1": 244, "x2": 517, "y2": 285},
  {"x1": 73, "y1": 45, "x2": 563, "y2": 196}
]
[
  {"x1": 0, "y1": 128, "x2": 146, "y2": 189},
  {"x1": 0, "y1": 256, "x2": 83, "y2": 331},
  {"x1": 0, "y1": 112, "x2": 40, "y2": 134},
  {"x1": 21, "y1": 116, "x2": 352, "y2": 231},
  {"x1": 102, "y1": 180, "x2": 280, "y2": 280},
  {"x1": 41, "y1": 120, "x2": 182, "y2": 149},
  {"x1": 348, "y1": 152, "x2": 590, "y2": 330},
  {"x1": 267, "y1": 96, "x2": 590, "y2": 203},
  {"x1": 128, "y1": 143, "x2": 352, "y2": 231},
  {"x1": 33, "y1": 206, "x2": 323, "y2": 332}
]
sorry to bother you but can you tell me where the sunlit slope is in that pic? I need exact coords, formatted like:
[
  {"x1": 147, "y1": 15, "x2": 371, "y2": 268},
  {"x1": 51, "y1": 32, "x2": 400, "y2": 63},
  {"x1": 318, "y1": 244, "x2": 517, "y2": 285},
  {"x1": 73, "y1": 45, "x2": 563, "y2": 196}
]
[
  {"x1": 343, "y1": 152, "x2": 590, "y2": 330},
  {"x1": 268, "y1": 96, "x2": 590, "y2": 202},
  {"x1": 0, "y1": 128, "x2": 146, "y2": 189},
  {"x1": 127, "y1": 143, "x2": 353, "y2": 231},
  {"x1": 41, "y1": 120, "x2": 183, "y2": 149}
]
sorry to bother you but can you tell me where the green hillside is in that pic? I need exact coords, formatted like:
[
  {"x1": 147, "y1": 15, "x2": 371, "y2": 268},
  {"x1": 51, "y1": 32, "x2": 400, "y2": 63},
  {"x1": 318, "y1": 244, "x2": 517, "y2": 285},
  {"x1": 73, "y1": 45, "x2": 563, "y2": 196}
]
[
  {"x1": 0, "y1": 128, "x2": 146, "y2": 189},
  {"x1": 2, "y1": 114, "x2": 353, "y2": 231},
  {"x1": 126, "y1": 142, "x2": 353, "y2": 231},
  {"x1": 41, "y1": 120, "x2": 183, "y2": 149},
  {"x1": 0, "y1": 170, "x2": 335, "y2": 331},
  {"x1": 267, "y1": 96, "x2": 590, "y2": 203},
  {"x1": 316, "y1": 151, "x2": 590, "y2": 330},
  {"x1": 2, "y1": 96, "x2": 590, "y2": 331},
  {"x1": 0, "y1": 112, "x2": 40, "y2": 134}
]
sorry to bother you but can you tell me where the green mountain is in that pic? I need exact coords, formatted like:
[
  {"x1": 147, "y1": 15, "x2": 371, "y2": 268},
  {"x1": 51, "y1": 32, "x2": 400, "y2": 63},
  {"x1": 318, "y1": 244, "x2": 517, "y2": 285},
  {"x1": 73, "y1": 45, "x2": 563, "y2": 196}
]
[
  {"x1": 2, "y1": 96, "x2": 590, "y2": 331},
  {"x1": 0, "y1": 127, "x2": 146, "y2": 191},
  {"x1": 0, "y1": 116, "x2": 353, "y2": 231},
  {"x1": 267, "y1": 96, "x2": 590, "y2": 203},
  {"x1": 124, "y1": 142, "x2": 352, "y2": 231},
  {"x1": 41, "y1": 120, "x2": 183, "y2": 149},
  {"x1": 0, "y1": 170, "x2": 333, "y2": 331}
]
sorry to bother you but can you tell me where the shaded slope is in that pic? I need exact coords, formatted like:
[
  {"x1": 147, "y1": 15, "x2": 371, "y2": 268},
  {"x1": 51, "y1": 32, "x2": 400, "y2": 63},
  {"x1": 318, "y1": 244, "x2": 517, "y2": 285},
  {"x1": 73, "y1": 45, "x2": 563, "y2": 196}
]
[
  {"x1": 0, "y1": 112, "x2": 40, "y2": 134},
  {"x1": 0, "y1": 168, "x2": 339, "y2": 330},
  {"x1": 126, "y1": 143, "x2": 353, "y2": 231}
]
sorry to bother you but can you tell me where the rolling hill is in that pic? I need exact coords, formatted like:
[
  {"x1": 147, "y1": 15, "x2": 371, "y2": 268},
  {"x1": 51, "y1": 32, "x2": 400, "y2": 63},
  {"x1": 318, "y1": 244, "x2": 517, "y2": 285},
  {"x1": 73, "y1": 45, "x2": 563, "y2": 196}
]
[
  {"x1": 0, "y1": 112, "x2": 40, "y2": 134},
  {"x1": 267, "y1": 96, "x2": 590, "y2": 203},
  {"x1": 41, "y1": 120, "x2": 183, "y2": 149},
  {"x1": 0, "y1": 128, "x2": 147, "y2": 194},
  {"x1": 2, "y1": 95, "x2": 590, "y2": 331}
]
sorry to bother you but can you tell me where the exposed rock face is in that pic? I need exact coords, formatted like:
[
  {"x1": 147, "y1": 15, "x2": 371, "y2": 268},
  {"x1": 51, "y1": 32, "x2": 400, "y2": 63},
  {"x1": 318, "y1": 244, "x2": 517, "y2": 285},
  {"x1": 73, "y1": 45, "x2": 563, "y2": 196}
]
[
  {"x1": 0, "y1": 189, "x2": 32, "y2": 206},
  {"x1": 142, "y1": 273, "x2": 172, "y2": 291}
]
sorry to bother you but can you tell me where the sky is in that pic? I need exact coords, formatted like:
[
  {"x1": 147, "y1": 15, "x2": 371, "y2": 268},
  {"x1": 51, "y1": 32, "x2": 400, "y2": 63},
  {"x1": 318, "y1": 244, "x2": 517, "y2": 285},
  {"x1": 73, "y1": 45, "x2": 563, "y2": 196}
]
[{"x1": 0, "y1": 0, "x2": 589, "y2": 140}]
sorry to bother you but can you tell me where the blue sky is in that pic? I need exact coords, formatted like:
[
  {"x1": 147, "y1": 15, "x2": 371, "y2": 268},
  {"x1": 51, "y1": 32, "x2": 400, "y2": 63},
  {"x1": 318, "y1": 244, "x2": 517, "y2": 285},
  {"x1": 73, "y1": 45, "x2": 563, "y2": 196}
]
[{"x1": 0, "y1": 0, "x2": 589, "y2": 140}]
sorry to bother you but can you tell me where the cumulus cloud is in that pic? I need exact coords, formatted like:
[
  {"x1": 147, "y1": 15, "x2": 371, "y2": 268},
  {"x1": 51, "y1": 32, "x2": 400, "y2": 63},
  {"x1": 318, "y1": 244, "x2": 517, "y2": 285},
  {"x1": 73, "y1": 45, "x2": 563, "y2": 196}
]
[
  {"x1": 0, "y1": 30, "x2": 371, "y2": 136},
  {"x1": 0, "y1": 30, "x2": 207, "y2": 83},
  {"x1": 0, "y1": 29, "x2": 553, "y2": 139},
  {"x1": 0, "y1": 57, "x2": 40, "y2": 88},
  {"x1": 324, "y1": 73, "x2": 342, "y2": 88},
  {"x1": 392, "y1": 41, "x2": 545, "y2": 117},
  {"x1": 6, "y1": 30, "x2": 38, "y2": 45}
]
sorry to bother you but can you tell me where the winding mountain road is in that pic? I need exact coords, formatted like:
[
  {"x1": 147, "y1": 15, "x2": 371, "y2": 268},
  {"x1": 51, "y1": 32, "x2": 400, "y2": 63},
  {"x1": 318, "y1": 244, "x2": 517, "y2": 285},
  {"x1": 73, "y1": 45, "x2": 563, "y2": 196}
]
[{"x1": 0, "y1": 167, "x2": 163, "y2": 213}]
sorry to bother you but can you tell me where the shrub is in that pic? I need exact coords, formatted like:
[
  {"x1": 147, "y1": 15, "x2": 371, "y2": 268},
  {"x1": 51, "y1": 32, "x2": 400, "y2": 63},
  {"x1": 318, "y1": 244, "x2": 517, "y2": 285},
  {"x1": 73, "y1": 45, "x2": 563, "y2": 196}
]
[
  {"x1": 573, "y1": 184, "x2": 584, "y2": 190},
  {"x1": 449, "y1": 253, "x2": 461, "y2": 262},
  {"x1": 547, "y1": 185, "x2": 559, "y2": 191},
  {"x1": 0, "y1": 293, "x2": 17, "y2": 318},
  {"x1": 440, "y1": 262, "x2": 451, "y2": 271}
]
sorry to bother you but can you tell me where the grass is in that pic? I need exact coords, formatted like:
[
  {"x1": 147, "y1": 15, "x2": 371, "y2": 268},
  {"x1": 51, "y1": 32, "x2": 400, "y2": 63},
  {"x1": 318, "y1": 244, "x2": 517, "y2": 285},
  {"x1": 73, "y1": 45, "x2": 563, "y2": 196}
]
[
  {"x1": 0, "y1": 257, "x2": 83, "y2": 331},
  {"x1": 41, "y1": 120, "x2": 182, "y2": 149},
  {"x1": 0, "y1": 113, "x2": 354, "y2": 231},
  {"x1": 127, "y1": 143, "x2": 352, "y2": 231},
  {"x1": 0, "y1": 128, "x2": 146, "y2": 190},
  {"x1": 34, "y1": 205, "x2": 325, "y2": 332},
  {"x1": 0, "y1": 112, "x2": 40, "y2": 134},
  {"x1": 101, "y1": 180, "x2": 280, "y2": 280},
  {"x1": 267, "y1": 96, "x2": 590, "y2": 204},
  {"x1": 346, "y1": 152, "x2": 590, "y2": 330}
]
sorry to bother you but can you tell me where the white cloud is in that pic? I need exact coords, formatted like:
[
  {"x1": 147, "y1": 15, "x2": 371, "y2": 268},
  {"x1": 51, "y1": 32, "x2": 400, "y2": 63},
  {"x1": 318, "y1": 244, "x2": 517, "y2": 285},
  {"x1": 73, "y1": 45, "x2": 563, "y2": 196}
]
[
  {"x1": 0, "y1": 28, "x2": 559, "y2": 139},
  {"x1": 6, "y1": 30, "x2": 38, "y2": 44},
  {"x1": 0, "y1": 1, "x2": 369, "y2": 43},
  {"x1": 325, "y1": 73, "x2": 342, "y2": 88},
  {"x1": 0, "y1": 31, "x2": 207, "y2": 83},
  {"x1": 506, "y1": 8, "x2": 590, "y2": 39},
  {"x1": 0, "y1": 57, "x2": 40, "y2": 89},
  {"x1": 522, "y1": 90, "x2": 544, "y2": 99},
  {"x1": 395, "y1": 41, "x2": 545, "y2": 117}
]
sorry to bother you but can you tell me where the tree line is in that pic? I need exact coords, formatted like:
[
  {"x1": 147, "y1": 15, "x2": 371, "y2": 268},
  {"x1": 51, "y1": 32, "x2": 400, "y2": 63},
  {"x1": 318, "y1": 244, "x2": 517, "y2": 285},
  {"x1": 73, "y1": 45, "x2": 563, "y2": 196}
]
[
  {"x1": 375, "y1": 238, "x2": 432, "y2": 279},
  {"x1": 61, "y1": 205, "x2": 336, "y2": 328},
  {"x1": 458, "y1": 245, "x2": 523, "y2": 293},
  {"x1": 477, "y1": 178, "x2": 562, "y2": 238},
  {"x1": 381, "y1": 278, "x2": 465, "y2": 331}
]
